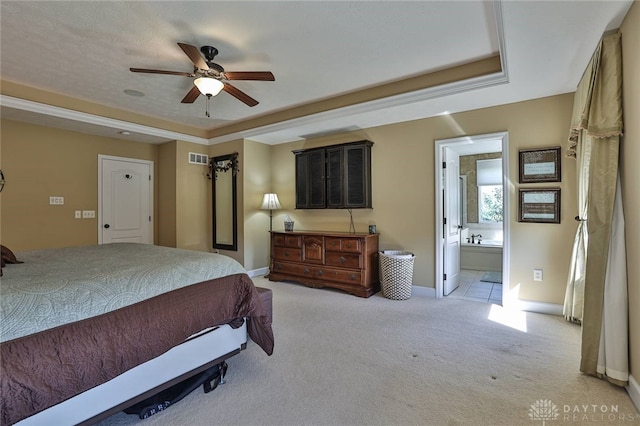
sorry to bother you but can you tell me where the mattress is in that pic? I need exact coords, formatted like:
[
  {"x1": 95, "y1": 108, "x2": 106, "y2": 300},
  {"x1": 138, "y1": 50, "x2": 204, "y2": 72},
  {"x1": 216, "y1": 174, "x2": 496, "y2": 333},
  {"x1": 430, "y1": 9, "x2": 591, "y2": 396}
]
[
  {"x1": 0, "y1": 243, "x2": 274, "y2": 425},
  {"x1": 1, "y1": 243, "x2": 247, "y2": 342}
]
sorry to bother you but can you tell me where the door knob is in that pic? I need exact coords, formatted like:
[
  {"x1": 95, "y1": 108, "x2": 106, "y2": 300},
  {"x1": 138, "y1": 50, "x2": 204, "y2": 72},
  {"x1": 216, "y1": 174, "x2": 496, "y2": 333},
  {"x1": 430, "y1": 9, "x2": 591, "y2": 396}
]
[{"x1": 104, "y1": 224, "x2": 110, "y2": 229}]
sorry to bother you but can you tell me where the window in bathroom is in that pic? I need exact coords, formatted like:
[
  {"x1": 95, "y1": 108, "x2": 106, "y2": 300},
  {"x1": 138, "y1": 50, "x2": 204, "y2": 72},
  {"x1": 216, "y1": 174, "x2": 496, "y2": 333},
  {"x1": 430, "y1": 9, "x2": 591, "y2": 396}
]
[
  {"x1": 479, "y1": 185, "x2": 503, "y2": 222},
  {"x1": 477, "y1": 158, "x2": 503, "y2": 223}
]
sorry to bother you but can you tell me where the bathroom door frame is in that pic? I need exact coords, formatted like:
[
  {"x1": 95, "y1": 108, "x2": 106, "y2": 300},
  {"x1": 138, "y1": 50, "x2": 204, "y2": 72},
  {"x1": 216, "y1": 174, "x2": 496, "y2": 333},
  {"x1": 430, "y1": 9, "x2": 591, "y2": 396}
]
[{"x1": 434, "y1": 132, "x2": 510, "y2": 306}]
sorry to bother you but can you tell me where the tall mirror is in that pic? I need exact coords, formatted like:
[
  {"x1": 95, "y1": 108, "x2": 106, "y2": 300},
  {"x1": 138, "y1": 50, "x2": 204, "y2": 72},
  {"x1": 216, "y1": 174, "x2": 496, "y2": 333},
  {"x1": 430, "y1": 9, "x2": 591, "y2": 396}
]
[
  {"x1": 460, "y1": 153, "x2": 503, "y2": 225},
  {"x1": 210, "y1": 153, "x2": 238, "y2": 251}
]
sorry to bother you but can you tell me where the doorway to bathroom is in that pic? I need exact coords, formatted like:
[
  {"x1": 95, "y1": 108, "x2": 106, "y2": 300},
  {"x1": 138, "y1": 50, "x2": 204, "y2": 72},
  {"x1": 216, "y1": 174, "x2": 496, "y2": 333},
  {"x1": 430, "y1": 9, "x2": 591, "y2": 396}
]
[{"x1": 434, "y1": 132, "x2": 510, "y2": 305}]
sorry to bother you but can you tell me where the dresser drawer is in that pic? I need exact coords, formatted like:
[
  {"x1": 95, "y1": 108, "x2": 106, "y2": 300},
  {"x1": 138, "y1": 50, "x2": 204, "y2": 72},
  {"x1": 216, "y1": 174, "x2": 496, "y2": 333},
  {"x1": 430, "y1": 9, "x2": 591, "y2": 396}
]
[
  {"x1": 273, "y1": 234, "x2": 302, "y2": 248},
  {"x1": 325, "y1": 252, "x2": 362, "y2": 268},
  {"x1": 272, "y1": 246, "x2": 302, "y2": 262},
  {"x1": 313, "y1": 266, "x2": 362, "y2": 285},
  {"x1": 272, "y1": 261, "x2": 313, "y2": 278},
  {"x1": 325, "y1": 237, "x2": 361, "y2": 253},
  {"x1": 269, "y1": 231, "x2": 379, "y2": 298}
]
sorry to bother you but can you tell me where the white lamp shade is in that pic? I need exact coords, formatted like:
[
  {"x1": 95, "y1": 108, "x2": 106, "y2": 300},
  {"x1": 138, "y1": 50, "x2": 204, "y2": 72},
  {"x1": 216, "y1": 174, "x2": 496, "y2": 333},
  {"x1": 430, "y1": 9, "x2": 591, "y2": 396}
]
[
  {"x1": 261, "y1": 193, "x2": 282, "y2": 210},
  {"x1": 193, "y1": 77, "x2": 224, "y2": 96}
]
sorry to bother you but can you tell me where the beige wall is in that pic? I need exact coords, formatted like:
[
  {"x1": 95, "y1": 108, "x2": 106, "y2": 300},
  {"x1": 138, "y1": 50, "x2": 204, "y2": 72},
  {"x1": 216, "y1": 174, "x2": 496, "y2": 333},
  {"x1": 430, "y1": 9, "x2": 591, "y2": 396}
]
[
  {"x1": 620, "y1": 0, "x2": 640, "y2": 391},
  {"x1": 175, "y1": 141, "x2": 210, "y2": 251},
  {"x1": 242, "y1": 139, "x2": 273, "y2": 271},
  {"x1": 0, "y1": 120, "x2": 158, "y2": 250},
  {"x1": 157, "y1": 141, "x2": 177, "y2": 247},
  {"x1": 269, "y1": 94, "x2": 576, "y2": 304}
]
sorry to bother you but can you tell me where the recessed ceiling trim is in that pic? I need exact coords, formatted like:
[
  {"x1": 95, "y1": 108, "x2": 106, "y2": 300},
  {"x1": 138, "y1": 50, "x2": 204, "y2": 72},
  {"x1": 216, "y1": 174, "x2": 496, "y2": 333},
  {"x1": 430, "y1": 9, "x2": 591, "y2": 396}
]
[
  {"x1": 208, "y1": 67, "x2": 508, "y2": 145},
  {"x1": 208, "y1": 0, "x2": 509, "y2": 145},
  {"x1": 493, "y1": 0, "x2": 509, "y2": 79},
  {"x1": 1, "y1": 1, "x2": 509, "y2": 148},
  {"x1": 0, "y1": 95, "x2": 209, "y2": 145}
]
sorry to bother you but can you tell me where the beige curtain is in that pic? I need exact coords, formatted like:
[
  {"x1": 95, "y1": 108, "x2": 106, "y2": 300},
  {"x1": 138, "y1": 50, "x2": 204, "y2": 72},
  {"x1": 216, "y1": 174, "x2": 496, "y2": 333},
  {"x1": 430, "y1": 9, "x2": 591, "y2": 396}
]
[
  {"x1": 563, "y1": 33, "x2": 628, "y2": 386},
  {"x1": 563, "y1": 131, "x2": 589, "y2": 322}
]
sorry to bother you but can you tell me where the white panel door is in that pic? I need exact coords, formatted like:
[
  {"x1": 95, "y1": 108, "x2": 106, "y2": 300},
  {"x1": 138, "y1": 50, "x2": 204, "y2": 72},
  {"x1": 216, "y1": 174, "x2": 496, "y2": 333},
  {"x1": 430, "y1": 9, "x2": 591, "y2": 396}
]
[
  {"x1": 99, "y1": 156, "x2": 153, "y2": 244},
  {"x1": 443, "y1": 147, "x2": 461, "y2": 296}
]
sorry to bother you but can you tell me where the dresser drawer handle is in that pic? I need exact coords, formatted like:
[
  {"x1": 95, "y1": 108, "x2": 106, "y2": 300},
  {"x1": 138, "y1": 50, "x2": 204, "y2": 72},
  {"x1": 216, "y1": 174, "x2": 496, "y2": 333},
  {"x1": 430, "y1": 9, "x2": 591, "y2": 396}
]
[
  {"x1": 339, "y1": 256, "x2": 347, "y2": 263},
  {"x1": 317, "y1": 270, "x2": 324, "y2": 276},
  {"x1": 284, "y1": 251, "x2": 290, "y2": 257},
  {"x1": 276, "y1": 264, "x2": 283, "y2": 270},
  {"x1": 350, "y1": 274, "x2": 356, "y2": 280},
  {"x1": 304, "y1": 268, "x2": 310, "y2": 274}
]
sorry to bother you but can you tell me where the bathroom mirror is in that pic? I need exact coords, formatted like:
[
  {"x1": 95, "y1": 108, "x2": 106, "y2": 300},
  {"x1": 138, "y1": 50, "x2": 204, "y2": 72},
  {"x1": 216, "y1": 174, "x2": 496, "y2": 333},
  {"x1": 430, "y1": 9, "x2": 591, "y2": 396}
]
[
  {"x1": 211, "y1": 153, "x2": 238, "y2": 251},
  {"x1": 460, "y1": 153, "x2": 503, "y2": 224}
]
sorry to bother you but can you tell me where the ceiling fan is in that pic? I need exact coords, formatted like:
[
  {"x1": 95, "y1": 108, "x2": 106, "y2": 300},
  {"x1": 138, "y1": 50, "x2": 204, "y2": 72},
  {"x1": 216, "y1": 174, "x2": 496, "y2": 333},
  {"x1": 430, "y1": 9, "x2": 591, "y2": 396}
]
[{"x1": 130, "y1": 43, "x2": 275, "y2": 110}]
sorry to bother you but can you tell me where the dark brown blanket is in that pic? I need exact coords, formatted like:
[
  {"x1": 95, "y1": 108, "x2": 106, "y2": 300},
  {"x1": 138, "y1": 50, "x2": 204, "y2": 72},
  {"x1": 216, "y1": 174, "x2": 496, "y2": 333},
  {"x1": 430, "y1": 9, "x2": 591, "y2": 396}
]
[{"x1": 1, "y1": 273, "x2": 273, "y2": 425}]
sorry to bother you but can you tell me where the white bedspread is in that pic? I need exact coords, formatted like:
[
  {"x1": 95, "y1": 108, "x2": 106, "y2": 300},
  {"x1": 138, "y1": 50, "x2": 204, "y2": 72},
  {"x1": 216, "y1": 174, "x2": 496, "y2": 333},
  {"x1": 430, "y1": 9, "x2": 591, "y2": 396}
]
[{"x1": 0, "y1": 243, "x2": 246, "y2": 342}]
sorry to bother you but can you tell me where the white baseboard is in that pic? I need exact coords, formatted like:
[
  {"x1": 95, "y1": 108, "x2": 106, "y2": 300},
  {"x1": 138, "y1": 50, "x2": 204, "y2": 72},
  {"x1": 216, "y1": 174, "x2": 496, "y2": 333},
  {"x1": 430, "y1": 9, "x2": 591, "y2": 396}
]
[
  {"x1": 412, "y1": 285, "x2": 436, "y2": 298},
  {"x1": 627, "y1": 374, "x2": 640, "y2": 412},
  {"x1": 247, "y1": 267, "x2": 269, "y2": 278},
  {"x1": 511, "y1": 299, "x2": 563, "y2": 316}
]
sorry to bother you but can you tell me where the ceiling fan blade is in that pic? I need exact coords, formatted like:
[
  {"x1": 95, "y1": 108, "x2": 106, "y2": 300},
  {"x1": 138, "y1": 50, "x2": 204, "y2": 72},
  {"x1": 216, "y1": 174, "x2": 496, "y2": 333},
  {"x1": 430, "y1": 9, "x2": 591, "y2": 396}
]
[
  {"x1": 223, "y1": 83, "x2": 259, "y2": 107},
  {"x1": 181, "y1": 85, "x2": 201, "y2": 103},
  {"x1": 130, "y1": 68, "x2": 193, "y2": 77},
  {"x1": 177, "y1": 43, "x2": 209, "y2": 70},
  {"x1": 224, "y1": 71, "x2": 275, "y2": 81}
]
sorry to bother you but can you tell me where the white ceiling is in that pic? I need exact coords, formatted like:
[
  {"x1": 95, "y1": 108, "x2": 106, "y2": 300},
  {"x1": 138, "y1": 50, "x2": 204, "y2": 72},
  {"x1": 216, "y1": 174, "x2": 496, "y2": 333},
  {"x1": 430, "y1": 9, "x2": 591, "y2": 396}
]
[{"x1": 0, "y1": 1, "x2": 633, "y2": 146}]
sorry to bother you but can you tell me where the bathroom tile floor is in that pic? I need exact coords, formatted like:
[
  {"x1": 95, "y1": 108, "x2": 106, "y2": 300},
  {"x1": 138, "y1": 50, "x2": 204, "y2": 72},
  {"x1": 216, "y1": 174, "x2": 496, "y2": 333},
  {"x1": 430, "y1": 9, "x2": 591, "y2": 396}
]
[{"x1": 448, "y1": 269, "x2": 502, "y2": 305}]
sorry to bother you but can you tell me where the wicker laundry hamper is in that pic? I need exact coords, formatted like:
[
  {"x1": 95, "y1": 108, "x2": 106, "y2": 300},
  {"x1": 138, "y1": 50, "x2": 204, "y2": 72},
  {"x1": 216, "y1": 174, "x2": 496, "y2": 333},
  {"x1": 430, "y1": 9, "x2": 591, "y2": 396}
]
[{"x1": 379, "y1": 250, "x2": 415, "y2": 300}]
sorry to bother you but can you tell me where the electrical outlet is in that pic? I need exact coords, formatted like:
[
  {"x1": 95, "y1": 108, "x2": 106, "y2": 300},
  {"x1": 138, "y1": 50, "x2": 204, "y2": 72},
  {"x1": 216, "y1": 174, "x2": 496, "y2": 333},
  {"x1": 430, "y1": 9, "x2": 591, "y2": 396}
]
[
  {"x1": 533, "y1": 269, "x2": 543, "y2": 281},
  {"x1": 82, "y1": 210, "x2": 95, "y2": 219},
  {"x1": 49, "y1": 196, "x2": 64, "y2": 205},
  {"x1": 75, "y1": 210, "x2": 81, "y2": 219}
]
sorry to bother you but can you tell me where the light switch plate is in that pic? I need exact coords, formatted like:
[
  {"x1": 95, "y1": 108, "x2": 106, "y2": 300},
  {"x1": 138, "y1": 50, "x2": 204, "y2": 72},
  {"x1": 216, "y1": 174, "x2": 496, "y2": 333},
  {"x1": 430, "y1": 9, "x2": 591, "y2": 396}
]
[{"x1": 533, "y1": 269, "x2": 543, "y2": 281}]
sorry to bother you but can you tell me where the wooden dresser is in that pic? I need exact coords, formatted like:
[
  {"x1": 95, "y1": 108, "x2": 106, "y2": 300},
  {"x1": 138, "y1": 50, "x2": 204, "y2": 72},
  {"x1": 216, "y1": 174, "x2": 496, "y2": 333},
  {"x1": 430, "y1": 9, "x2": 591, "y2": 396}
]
[{"x1": 269, "y1": 231, "x2": 379, "y2": 298}]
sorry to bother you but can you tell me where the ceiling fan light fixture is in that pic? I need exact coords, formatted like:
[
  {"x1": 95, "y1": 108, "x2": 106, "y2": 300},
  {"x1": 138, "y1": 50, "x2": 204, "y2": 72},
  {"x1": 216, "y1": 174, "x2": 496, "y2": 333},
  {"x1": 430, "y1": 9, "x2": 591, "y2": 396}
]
[{"x1": 194, "y1": 77, "x2": 224, "y2": 97}]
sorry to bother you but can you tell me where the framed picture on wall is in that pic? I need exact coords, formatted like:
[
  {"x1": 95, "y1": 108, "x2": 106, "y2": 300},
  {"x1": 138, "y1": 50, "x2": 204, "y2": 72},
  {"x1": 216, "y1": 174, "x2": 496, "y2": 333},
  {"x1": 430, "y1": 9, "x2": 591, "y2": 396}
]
[
  {"x1": 518, "y1": 188, "x2": 561, "y2": 224},
  {"x1": 519, "y1": 146, "x2": 561, "y2": 183}
]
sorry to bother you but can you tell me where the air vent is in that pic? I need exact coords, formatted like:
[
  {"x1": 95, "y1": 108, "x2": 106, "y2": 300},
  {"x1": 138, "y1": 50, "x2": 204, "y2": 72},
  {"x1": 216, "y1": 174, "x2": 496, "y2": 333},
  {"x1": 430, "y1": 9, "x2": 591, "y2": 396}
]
[{"x1": 188, "y1": 152, "x2": 208, "y2": 165}]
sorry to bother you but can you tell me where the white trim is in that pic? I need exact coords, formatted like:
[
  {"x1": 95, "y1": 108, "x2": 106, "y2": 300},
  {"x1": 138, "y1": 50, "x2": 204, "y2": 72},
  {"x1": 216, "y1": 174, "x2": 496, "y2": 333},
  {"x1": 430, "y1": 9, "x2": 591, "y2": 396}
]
[
  {"x1": 0, "y1": 95, "x2": 209, "y2": 145},
  {"x1": 434, "y1": 132, "x2": 510, "y2": 304},
  {"x1": 209, "y1": 71, "x2": 509, "y2": 145},
  {"x1": 247, "y1": 267, "x2": 270, "y2": 278},
  {"x1": 493, "y1": 0, "x2": 509, "y2": 81},
  {"x1": 512, "y1": 300, "x2": 563, "y2": 316},
  {"x1": 1, "y1": 2, "x2": 509, "y2": 149},
  {"x1": 209, "y1": 1, "x2": 509, "y2": 145},
  {"x1": 627, "y1": 374, "x2": 640, "y2": 412},
  {"x1": 412, "y1": 285, "x2": 436, "y2": 298},
  {"x1": 98, "y1": 155, "x2": 154, "y2": 245}
]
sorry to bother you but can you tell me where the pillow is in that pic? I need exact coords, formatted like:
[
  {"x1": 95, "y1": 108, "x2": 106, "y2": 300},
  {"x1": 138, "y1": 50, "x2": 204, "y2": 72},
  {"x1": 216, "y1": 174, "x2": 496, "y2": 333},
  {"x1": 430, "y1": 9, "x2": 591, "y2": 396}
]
[{"x1": 1, "y1": 245, "x2": 23, "y2": 264}]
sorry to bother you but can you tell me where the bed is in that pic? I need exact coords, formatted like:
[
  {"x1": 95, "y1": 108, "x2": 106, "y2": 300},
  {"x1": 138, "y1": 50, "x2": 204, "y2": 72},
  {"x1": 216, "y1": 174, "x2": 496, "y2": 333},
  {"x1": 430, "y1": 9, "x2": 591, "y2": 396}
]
[{"x1": 0, "y1": 243, "x2": 274, "y2": 425}]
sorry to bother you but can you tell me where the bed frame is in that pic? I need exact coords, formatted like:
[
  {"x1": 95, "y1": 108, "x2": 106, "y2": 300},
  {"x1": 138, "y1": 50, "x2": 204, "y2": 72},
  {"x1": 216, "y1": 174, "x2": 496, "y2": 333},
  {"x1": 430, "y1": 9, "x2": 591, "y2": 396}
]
[
  {"x1": 1, "y1": 244, "x2": 274, "y2": 425},
  {"x1": 17, "y1": 323, "x2": 248, "y2": 425}
]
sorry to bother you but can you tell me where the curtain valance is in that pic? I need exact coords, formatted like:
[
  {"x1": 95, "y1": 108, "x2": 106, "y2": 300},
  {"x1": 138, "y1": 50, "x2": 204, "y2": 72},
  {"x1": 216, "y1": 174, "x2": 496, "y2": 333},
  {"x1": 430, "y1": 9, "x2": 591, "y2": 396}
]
[{"x1": 568, "y1": 33, "x2": 623, "y2": 158}]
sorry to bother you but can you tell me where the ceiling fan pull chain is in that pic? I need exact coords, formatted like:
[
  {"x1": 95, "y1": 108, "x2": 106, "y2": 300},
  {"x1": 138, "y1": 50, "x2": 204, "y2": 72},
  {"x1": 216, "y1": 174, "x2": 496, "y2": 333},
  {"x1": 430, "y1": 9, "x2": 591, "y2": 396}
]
[{"x1": 205, "y1": 94, "x2": 211, "y2": 117}]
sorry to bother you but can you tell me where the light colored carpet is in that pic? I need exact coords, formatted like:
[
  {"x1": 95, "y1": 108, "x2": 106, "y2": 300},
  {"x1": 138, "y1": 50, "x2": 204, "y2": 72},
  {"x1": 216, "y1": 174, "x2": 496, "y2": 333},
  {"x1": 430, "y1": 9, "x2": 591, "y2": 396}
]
[
  {"x1": 99, "y1": 277, "x2": 638, "y2": 426},
  {"x1": 480, "y1": 271, "x2": 502, "y2": 284}
]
